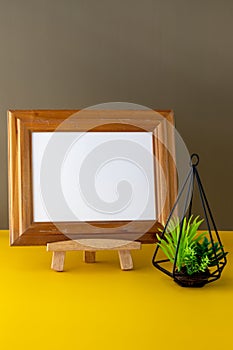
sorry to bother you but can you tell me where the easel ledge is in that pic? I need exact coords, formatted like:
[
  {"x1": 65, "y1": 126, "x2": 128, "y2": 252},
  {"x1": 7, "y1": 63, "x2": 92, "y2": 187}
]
[{"x1": 47, "y1": 239, "x2": 141, "y2": 272}]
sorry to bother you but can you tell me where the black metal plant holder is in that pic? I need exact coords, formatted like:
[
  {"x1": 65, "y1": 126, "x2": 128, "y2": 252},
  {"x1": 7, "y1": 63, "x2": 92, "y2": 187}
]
[{"x1": 152, "y1": 153, "x2": 227, "y2": 287}]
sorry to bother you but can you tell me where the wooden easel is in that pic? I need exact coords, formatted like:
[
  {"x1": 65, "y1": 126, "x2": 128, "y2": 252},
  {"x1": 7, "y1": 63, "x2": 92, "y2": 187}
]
[{"x1": 47, "y1": 239, "x2": 141, "y2": 272}]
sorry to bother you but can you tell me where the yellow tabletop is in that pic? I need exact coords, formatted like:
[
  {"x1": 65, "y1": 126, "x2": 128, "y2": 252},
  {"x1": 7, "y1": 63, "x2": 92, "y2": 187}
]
[{"x1": 0, "y1": 230, "x2": 232, "y2": 350}]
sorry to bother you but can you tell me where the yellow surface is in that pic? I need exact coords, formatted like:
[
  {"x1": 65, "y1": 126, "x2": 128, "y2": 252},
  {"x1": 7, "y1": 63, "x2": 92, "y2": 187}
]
[{"x1": 0, "y1": 230, "x2": 232, "y2": 350}]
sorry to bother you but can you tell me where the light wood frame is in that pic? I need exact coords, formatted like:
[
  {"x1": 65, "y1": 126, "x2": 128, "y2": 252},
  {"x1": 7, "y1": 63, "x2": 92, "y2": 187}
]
[{"x1": 8, "y1": 109, "x2": 177, "y2": 246}]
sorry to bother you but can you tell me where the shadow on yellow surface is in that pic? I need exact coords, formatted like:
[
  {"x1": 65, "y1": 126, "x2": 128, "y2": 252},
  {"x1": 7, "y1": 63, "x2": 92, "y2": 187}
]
[{"x1": 0, "y1": 230, "x2": 232, "y2": 350}]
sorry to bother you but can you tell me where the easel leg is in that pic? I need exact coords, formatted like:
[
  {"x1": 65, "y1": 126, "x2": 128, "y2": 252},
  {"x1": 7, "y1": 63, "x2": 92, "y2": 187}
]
[
  {"x1": 118, "y1": 250, "x2": 133, "y2": 270},
  {"x1": 51, "y1": 251, "x2": 65, "y2": 272},
  {"x1": 84, "y1": 251, "x2": 96, "y2": 263}
]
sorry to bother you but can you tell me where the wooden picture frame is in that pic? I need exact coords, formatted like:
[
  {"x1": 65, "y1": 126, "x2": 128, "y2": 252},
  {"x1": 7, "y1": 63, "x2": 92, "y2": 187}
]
[{"x1": 8, "y1": 109, "x2": 177, "y2": 246}]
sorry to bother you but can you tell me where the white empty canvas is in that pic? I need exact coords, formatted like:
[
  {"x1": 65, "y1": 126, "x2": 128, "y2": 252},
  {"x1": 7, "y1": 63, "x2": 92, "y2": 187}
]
[{"x1": 32, "y1": 132, "x2": 156, "y2": 222}]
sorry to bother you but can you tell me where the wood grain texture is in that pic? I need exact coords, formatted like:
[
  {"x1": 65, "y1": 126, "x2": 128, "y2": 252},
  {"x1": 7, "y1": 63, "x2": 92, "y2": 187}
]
[
  {"x1": 51, "y1": 251, "x2": 65, "y2": 272},
  {"x1": 154, "y1": 110, "x2": 178, "y2": 225},
  {"x1": 17, "y1": 119, "x2": 33, "y2": 234},
  {"x1": 47, "y1": 239, "x2": 141, "y2": 251},
  {"x1": 47, "y1": 239, "x2": 141, "y2": 272},
  {"x1": 8, "y1": 109, "x2": 176, "y2": 246},
  {"x1": 47, "y1": 239, "x2": 141, "y2": 271},
  {"x1": 118, "y1": 250, "x2": 134, "y2": 270},
  {"x1": 84, "y1": 251, "x2": 96, "y2": 263},
  {"x1": 8, "y1": 112, "x2": 19, "y2": 245}
]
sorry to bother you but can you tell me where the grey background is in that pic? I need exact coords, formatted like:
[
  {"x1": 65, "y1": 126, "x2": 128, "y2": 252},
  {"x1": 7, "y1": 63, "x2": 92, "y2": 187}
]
[{"x1": 0, "y1": 0, "x2": 232, "y2": 229}]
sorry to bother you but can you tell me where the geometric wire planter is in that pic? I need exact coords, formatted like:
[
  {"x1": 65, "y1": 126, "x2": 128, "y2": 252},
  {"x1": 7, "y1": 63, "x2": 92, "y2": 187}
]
[{"x1": 152, "y1": 154, "x2": 227, "y2": 287}]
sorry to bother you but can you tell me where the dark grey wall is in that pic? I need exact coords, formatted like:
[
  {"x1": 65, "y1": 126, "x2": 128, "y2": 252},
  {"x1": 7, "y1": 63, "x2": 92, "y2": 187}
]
[{"x1": 0, "y1": 0, "x2": 232, "y2": 229}]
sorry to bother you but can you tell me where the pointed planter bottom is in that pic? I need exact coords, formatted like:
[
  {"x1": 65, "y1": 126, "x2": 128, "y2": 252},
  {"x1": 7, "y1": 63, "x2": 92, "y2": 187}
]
[{"x1": 174, "y1": 268, "x2": 210, "y2": 288}]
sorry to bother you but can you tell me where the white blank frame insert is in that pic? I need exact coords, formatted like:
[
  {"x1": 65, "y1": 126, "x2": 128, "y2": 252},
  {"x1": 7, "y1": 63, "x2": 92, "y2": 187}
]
[{"x1": 32, "y1": 132, "x2": 156, "y2": 222}]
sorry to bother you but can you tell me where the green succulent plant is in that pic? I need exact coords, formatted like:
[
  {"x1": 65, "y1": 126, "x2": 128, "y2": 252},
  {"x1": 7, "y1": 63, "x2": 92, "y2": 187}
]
[{"x1": 157, "y1": 215, "x2": 227, "y2": 276}]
